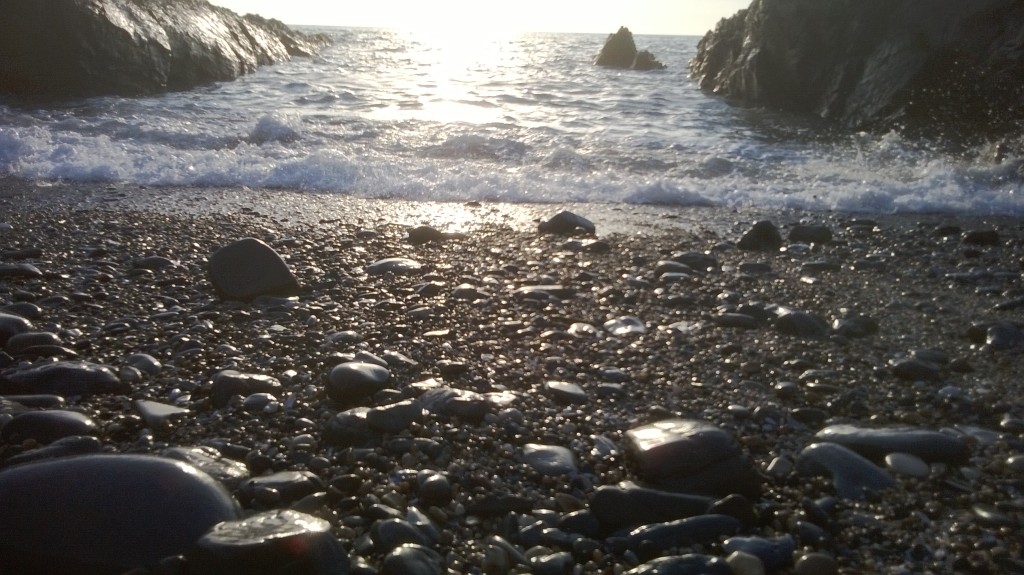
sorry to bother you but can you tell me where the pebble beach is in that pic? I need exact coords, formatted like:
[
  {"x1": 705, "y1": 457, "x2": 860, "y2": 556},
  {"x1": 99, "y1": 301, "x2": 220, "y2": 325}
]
[{"x1": 1, "y1": 177, "x2": 1023, "y2": 574}]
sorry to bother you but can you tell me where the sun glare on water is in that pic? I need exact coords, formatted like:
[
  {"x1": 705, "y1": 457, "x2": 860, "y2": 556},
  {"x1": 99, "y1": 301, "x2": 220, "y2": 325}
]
[{"x1": 365, "y1": 5, "x2": 531, "y2": 124}]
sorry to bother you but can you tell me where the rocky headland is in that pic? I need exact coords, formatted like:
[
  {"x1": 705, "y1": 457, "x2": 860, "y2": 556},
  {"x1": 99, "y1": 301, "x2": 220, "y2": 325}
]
[
  {"x1": 0, "y1": 0, "x2": 329, "y2": 100},
  {"x1": 689, "y1": 0, "x2": 1024, "y2": 139},
  {"x1": 0, "y1": 179, "x2": 1022, "y2": 574}
]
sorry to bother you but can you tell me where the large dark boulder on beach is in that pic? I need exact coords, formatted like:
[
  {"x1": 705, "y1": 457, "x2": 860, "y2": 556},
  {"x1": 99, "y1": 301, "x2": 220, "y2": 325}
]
[
  {"x1": 0, "y1": 0, "x2": 330, "y2": 100},
  {"x1": 689, "y1": 0, "x2": 1024, "y2": 136},
  {"x1": 595, "y1": 27, "x2": 666, "y2": 71}
]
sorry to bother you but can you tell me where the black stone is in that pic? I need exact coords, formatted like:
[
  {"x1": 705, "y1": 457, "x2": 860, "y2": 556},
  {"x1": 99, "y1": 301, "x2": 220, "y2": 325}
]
[
  {"x1": 0, "y1": 360, "x2": 125, "y2": 396},
  {"x1": 737, "y1": 221, "x2": 783, "y2": 251},
  {"x1": 211, "y1": 370, "x2": 282, "y2": 408},
  {"x1": 538, "y1": 211, "x2": 596, "y2": 235},
  {"x1": 0, "y1": 409, "x2": 98, "y2": 444},
  {"x1": 0, "y1": 454, "x2": 241, "y2": 574},
  {"x1": 814, "y1": 424, "x2": 970, "y2": 464},
  {"x1": 208, "y1": 238, "x2": 300, "y2": 301},
  {"x1": 796, "y1": 442, "x2": 896, "y2": 500},
  {"x1": 589, "y1": 483, "x2": 713, "y2": 532}
]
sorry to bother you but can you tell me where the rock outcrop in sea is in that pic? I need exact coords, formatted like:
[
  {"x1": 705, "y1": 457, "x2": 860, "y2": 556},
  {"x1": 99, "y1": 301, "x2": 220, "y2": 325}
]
[
  {"x1": 595, "y1": 27, "x2": 665, "y2": 71},
  {"x1": 0, "y1": 0, "x2": 330, "y2": 100},
  {"x1": 689, "y1": 0, "x2": 1024, "y2": 136}
]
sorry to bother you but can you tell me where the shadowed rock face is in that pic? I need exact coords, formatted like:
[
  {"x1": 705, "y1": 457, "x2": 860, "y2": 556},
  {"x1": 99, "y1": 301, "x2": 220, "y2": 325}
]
[
  {"x1": 689, "y1": 0, "x2": 1024, "y2": 136},
  {"x1": 0, "y1": 0, "x2": 330, "y2": 100},
  {"x1": 595, "y1": 26, "x2": 666, "y2": 71}
]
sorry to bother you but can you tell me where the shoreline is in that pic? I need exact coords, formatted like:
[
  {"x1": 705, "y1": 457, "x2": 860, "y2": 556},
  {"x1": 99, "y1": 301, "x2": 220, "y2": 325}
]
[{"x1": 1, "y1": 176, "x2": 1023, "y2": 573}]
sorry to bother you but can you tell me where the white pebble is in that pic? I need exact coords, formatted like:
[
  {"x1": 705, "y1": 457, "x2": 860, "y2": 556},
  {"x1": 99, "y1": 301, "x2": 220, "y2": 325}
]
[{"x1": 885, "y1": 452, "x2": 930, "y2": 478}]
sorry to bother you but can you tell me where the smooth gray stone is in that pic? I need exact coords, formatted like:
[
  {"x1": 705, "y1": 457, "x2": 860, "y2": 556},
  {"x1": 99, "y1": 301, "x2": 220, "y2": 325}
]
[
  {"x1": 366, "y1": 257, "x2": 423, "y2": 276},
  {"x1": 889, "y1": 358, "x2": 942, "y2": 381},
  {"x1": 2, "y1": 435, "x2": 102, "y2": 466},
  {"x1": 654, "y1": 260, "x2": 696, "y2": 278},
  {"x1": 774, "y1": 310, "x2": 830, "y2": 339},
  {"x1": 514, "y1": 285, "x2": 575, "y2": 300},
  {"x1": 0, "y1": 409, "x2": 98, "y2": 444},
  {"x1": 671, "y1": 251, "x2": 719, "y2": 272},
  {"x1": 530, "y1": 551, "x2": 574, "y2": 575},
  {"x1": 623, "y1": 515, "x2": 743, "y2": 553},
  {"x1": 5, "y1": 331, "x2": 61, "y2": 354},
  {"x1": 0, "y1": 360, "x2": 125, "y2": 396},
  {"x1": 832, "y1": 315, "x2": 879, "y2": 338},
  {"x1": 814, "y1": 424, "x2": 970, "y2": 464},
  {"x1": 522, "y1": 444, "x2": 578, "y2": 476},
  {"x1": 132, "y1": 255, "x2": 177, "y2": 270},
  {"x1": 796, "y1": 442, "x2": 897, "y2": 500},
  {"x1": 371, "y1": 518, "x2": 436, "y2": 552},
  {"x1": 0, "y1": 263, "x2": 43, "y2": 278},
  {"x1": 589, "y1": 483, "x2": 713, "y2": 532},
  {"x1": 208, "y1": 238, "x2": 300, "y2": 301},
  {"x1": 624, "y1": 554, "x2": 732, "y2": 575},
  {"x1": 126, "y1": 353, "x2": 162, "y2": 375},
  {"x1": 160, "y1": 446, "x2": 250, "y2": 490},
  {"x1": 538, "y1": 210, "x2": 596, "y2": 235},
  {"x1": 544, "y1": 380, "x2": 588, "y2": 404},
  {"x1": 211, "y1": 370, "x2": 282, "y2": 408},
  {"x1": 737, "y1": 220, "x2": 782, "y2": 251},
  {"x1": 134, "y1": 400, "x2": 189, "y2": 430},
  {"x1": 0, "y1": 394, "x2": 65, "y2": 409},
  {"x1": 623, "y1": 419, "x2": 761, "y2": 497},
  {"x1": 188, "y1": 509, "x2": 349, "y2": 575},
  {"x1": 0, "y1": 454, "x2": 241, "y2": 574},
  {"x1": 722, "y1": 534, "x2": 796, "y2": 570},
  {"x1": 326, "y1": 361, "x2": 390, "y2": 405},
  {"x1": 237, "y1": 470, "x2": 323, "y2": 505},
  {"x1": 366, "y1": 399, "x2": 424, "y2": 433},
  {"x1": 1, "y1": 302, "x2": 42, "y2": 320},
  {"x1": 380, "y1": 543, "x2": 444, "y2": 575}
]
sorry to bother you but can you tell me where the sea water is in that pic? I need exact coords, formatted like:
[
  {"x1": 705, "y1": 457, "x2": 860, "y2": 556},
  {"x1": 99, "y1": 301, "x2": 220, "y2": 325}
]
[{"x1": 0, "y1": 27, "x2": 1021, "y2": 215}]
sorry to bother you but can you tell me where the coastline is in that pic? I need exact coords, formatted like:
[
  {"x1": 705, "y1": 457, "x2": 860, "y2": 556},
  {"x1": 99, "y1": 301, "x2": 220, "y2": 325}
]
[{"x1": 1, "y1": 176, "x2": 1023, "y2": 573}]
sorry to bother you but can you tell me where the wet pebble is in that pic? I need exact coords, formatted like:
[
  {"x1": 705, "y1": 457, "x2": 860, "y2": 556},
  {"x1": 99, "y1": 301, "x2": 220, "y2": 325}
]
[
  {"x1": 589, "y1": 483, "x2": 712, "y2": 532},
  {"x1": 884, "y1": 452, "x2": 931, "y2": 478},
  {"x1": 367, "y1": 257, "x2": 424, "y2": 275},
  {"x1": 0, "y1": 360, "x2": 125, "y2": 396},
  {"x1": 0, "y1": 409, "x2": 97, "y2": 444},
  {"x1": 796, "y1": 442, "x2": 896, "y2": 500},
  {"x1": 538, "y1": 211, "x2": 596, "y2": 235},
  {"x1": 188, "y1": 509, "x2": 349, "y2": 575},
  {"x1": 722, "y1": 534, "x2": 795, "y2": 570},
  {"x1": 544, "y1": 380, "x2": 588, "y2": 404}
]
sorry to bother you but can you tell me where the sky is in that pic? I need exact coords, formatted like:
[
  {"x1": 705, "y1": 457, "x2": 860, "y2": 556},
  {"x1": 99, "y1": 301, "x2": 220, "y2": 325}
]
[{"x1": 207, "y1": 0, "x2": 751, "y2": 36}]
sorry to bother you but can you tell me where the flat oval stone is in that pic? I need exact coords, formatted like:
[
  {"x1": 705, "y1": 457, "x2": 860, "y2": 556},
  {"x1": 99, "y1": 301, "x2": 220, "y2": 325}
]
[
  {"x1": 208, "y1": 238, "x2": 300, "y2": 301},
  {"x1": 722, "y1": 535, "x2": 795, "y2": 570},
  {"x1": 603, "y1": 316, "x2": 646, "y2": 336},
  {"x1": 624, "y1": 419, "x2": 761, "y2": 497},
  {"x1": 367, "y1": 257, "x2": 423, "y2": 275},
  {"x1": 774, "y1": 311, "x2": 829, "y2": 339},
  {"x1": 210, "y1": 370, "x2": 282, "y2": 408},
  {"x1": 814, "y1": 424, "x2": 969, "y2": 464},
  {"x1": 538, "y1": 211, "x2": 596, "y2": 235},
  {"x1": 589, "y1": 483, "x2": 712, "y2": 532},
  {"x1": 5, "y1": 331, "x2": 61, "y2": 354},
  {"x1": 544, "y1": 380, "x2": 588, "y2": 404},
  {"x1": 0, "y1": 311, "x2": 35, "y2": 347},
  {"x1": 523, "y1": 444, "x2": 578, "y2": 476},
  {"x1": 0, "y1": 409, "x2": 98, "y2": 444},
  {"x1": 3, "y1": 435, "x2": 103, "y2": 466},
  {"x1": 625, "y1": 515, "x2": 743, "y2": 553},
  {"x1": 625, "y1": 554, "x2": 732, "y2": 575},
  {"x1": 0, "y1": 361, "x2": 125, "y2": 396},
  {"x1": 0, "y1": 454, "x2": 241, "y2": 573},
  {"x1": 327, "y1": 361, "x2": 391, "y2": 404},
  {"x1": 367, "y1": 399, "x2": 424, "y2": 433},
  {"x1": 160, "y1": 446, "x2": 250, "y2": 490},
  {"x1": 188, "y1": 509, "x2": 349, "y2": 575},
  {"x1": 796, "y1": 442, "x2": 896, "y2": 500},
  {"x1": 237, "y1": 470, "x2": 323, "y2": 505},
  {"x1": 0, "y1": 262, "x2": 43, "y2": 278}
]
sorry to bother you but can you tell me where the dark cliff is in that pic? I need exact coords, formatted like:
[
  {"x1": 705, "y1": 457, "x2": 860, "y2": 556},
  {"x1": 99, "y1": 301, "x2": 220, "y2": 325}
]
[
  {"x1": 689, "y1": 0, "x2": 1024, "y2": 137},
  {"x1": 0, "y1": 0, "x2": 330, "y2": 100}
]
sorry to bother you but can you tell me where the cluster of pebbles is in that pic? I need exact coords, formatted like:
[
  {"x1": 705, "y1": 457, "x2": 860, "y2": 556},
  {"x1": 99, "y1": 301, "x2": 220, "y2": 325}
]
[{"x1": 0, "y1": 189, "x2": 1022, "y2": 575}]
